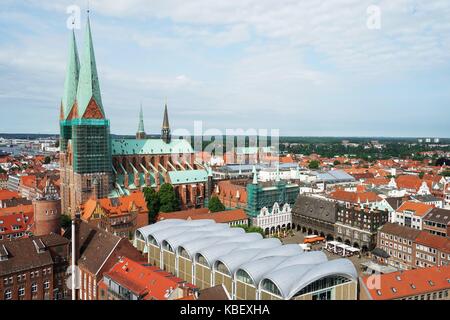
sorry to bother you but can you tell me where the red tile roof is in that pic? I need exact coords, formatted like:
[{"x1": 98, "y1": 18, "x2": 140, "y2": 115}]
[
  {"x1": 0, "y1": 205, "x2": 34, "y2": 237},
  {"x1": 395, "y1": 175, "x2": 431, "y2": 191},
  {"x1": 397, "y1": 201, "x2": 434, "y2": 217},
  {"x1": 104, "y1": 257, "x2": 194, "y2": 300},
  {"x1": 81, "y1": 191, "x2": 148, "y2": 220},
  {"x1": 0, "y1": 190, "x2": 20, "y2": 201},
  {"x1": 20, "y1": 175, "x2": 36, "y2": 188},
  {"x1": 361, "y1": 265, "x2": 450, "y2": 300},
  {"x1": 158, "y1": 208, "x2": 248, "y2": 224},
  {"x1": 415, "y1": 231, "x2": 450, "y2": 253},
  {"x1": 330, "y1": 190, "x2": 381, "y2": 203}
]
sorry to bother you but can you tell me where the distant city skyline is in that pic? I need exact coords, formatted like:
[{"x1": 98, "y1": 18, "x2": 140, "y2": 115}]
[{"x1": 1, "y1": 0, "x2": 450, "y2": 137}]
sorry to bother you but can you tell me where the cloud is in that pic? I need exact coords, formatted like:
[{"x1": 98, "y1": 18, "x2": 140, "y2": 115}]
[{"x1": 1, "y1": 0, "x2": 450, "y2": 136}]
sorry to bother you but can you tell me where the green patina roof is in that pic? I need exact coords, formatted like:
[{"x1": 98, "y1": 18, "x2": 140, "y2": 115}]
[
  {"x1": 62, "y1": 30, "x2": 80, "y2": 118},
  {"x1": 112, "y1": 138, "x2": 194, "y2": 155},
  {"x1": 168, "y1": 170, "x2": 208, "y2": 185},
  {"x1": 76, "y1": 16, "x2": 104, "y2": 118}
]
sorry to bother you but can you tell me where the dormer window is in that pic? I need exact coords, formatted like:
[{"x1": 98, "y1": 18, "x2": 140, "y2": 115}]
[{"x1": 0, "y1": 245, "x2": 8, "y2": 261}]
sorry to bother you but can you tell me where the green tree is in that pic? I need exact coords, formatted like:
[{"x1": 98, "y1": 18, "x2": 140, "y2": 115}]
[
  {"x1": 44, "y1": 156, "x2": 51, "y2": 164},
  {"x1": 308, "y1": 160, "x2": 320, "y2": 169},
  {"x1": 440, "y1": 170, "x2": 450, "y2": 177},
  {"x1": 208, "y1": 196, "x2": 225, "y2": 213},
  {"x1": 232, "y1": 224, "x2": 265, "y2": 237},
  {"x1": 418, "y1": 171, "x2": 425, "y2": 179},
  {"x1": 143, "y1": 186, "x2": 160, "y2": 223},
  {"x1": 333, "y1": 160, "x2": 341, "y2": 166},
  {"x1": 0, "y1": 166, "x2": 5, "y2": 174},
  {"x1": 60, "y1": 214, "x2": 72, "y2": 230},
  {"x1": 158, "y1": 183, "x2": 179, "y2": 213}
]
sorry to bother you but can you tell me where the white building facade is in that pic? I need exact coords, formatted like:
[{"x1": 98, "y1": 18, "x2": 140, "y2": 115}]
[{"x1": 252, "y1": 202, "x2": 292, "y2": 235}]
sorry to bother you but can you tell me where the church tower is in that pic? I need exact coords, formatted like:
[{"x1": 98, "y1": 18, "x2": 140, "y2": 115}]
[
  {"x1": 136, "y1": 104, "x2": 146, "y2": 139},
  {"x1": 161, "y1": 102, "x2": 171, "y2": 144},
  {"x1": 60, "y1": 14, "x2": 112, "y2": 217}
]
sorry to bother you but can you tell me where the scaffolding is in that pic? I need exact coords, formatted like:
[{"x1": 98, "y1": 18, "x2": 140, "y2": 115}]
[
  {"x1": 70, "y1": 119, "x2": 112, "y2": 174},
  {"x1": 59, "y1": 120, "x2": 72, "y2": 152}
]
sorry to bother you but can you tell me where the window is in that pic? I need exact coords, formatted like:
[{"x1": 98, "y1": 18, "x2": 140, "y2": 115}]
[
  {"x1": 31, "y1": 283, "x2": 37, "y2": 293},
  {"x1": 4, "y1": 289, "x2": 12, "y2": 300},
  {"x1": 18, "y1": 287, "x2": 25, "y2": 296},
  {"x1": 44, "y1": 280, "x2": 50, "y2": 290}
]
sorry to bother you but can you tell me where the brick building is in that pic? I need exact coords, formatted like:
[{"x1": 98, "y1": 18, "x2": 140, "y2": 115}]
[
  {"x1": 377, "y1": 223, "x2": 450, "y2": 270},
  {"x1": 335, "y1": 204, "x2": 389, "y2": 251},
  {"x1": 59, "y1": 18, "x2": 208, "y2": 217},
  {"x1": 65, "y1": 220, "x2": 145, "y2": 300},
  {"x1": 291, "y1": 194, "x2": 338, "y2": 240},
  {"x1": 423, "y1": 208, "x2": 450, "y2": 238},
  {"x1": 80, "y1": 191, "x2": 148, "y2": 238},
  {"x1": 0, "y1": 234, "x2": 70, "y2": 300}
]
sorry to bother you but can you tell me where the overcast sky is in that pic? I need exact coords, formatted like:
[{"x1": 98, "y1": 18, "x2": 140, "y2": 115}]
[{"x1": 0, "y1": 0, "x2": 450, "y2": 137}]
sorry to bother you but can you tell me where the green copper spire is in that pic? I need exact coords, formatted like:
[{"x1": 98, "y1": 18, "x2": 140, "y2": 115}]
[
  {"x1": 162, "y1": 102, "x2": 170, "y2": 129},
  {"x1": 62, "y1": 29, "x2": 80, "y2": 118},
  {"x1": 137, "y1": 103, "x2": 145, "y2": 133},
  {"x1": 136, "y1": 103, "x2": 146, "y2": 139},
  {"x1": 161, "y1": 101, "x2": 171, "y2": 143},
  {"x1": 76, "y1": 15, "x2": 104, "y2": 118}
]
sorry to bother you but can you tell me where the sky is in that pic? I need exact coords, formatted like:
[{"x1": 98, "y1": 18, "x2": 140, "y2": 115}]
[{"x1": 0, "y1": 0, "x2": 450, "y2": 137}]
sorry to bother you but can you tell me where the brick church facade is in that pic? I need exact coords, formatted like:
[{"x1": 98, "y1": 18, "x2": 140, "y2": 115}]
[{"x1": 59, "y1": 16, "x2": 209, "y2": 217}]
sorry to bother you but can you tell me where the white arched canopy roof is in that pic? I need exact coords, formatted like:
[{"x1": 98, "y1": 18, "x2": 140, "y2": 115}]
[
  {"x1": 178, "y1": 228, "x2": 245, "y2": 258},
  {"x1": 149, "y1": 226, "x2": 192, "y2": 246},
  {"x1": 196, "y1": 232, "x2": 262, "y2": 267},
  {"x1": 235, "y1": 256, "x2": 289, "y2": 285},
  {"x1": 162, "y1": 224, "x2": 229, "y2": 252},
  {"x1": 252, "y1": 243, "x2": 303, "y2": 260},
  {"x1": 135, "y1": 219, "x2": 216, "y2": 245},
  {"x1": 135, "y1": 219, "x2": 185, "y2": 243},
  {"x1": 260, "y1": 258, "x2": 357, "y2": 299},
  {"x1": 213, "y1": 238, "x2": 284, "y2": 275},
  {"x1": 272, "y1": 251, "x2": 328, "y2": 272}
]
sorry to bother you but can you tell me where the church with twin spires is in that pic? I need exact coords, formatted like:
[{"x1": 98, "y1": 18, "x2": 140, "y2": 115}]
[{"x1": 59, "y1": 15, "x2": 209, "y2": 217}]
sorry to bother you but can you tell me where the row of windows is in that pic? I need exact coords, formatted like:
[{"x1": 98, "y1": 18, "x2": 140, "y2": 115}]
[
  {"x1": 380, "y1": 233, "x2": 412, "y2": 245},
  {"x1": 380, "y1": 240, "x2": 412, "y2": 254},
  {"x1": 3, "y1": 281, "x2": 50, "y2": 299},
  {"x1": 3, "y1": 268, "x2": 51, "y2": 285},
  {"x1": 401, "y1": 290, "x2": 449, "y2": 300}
]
